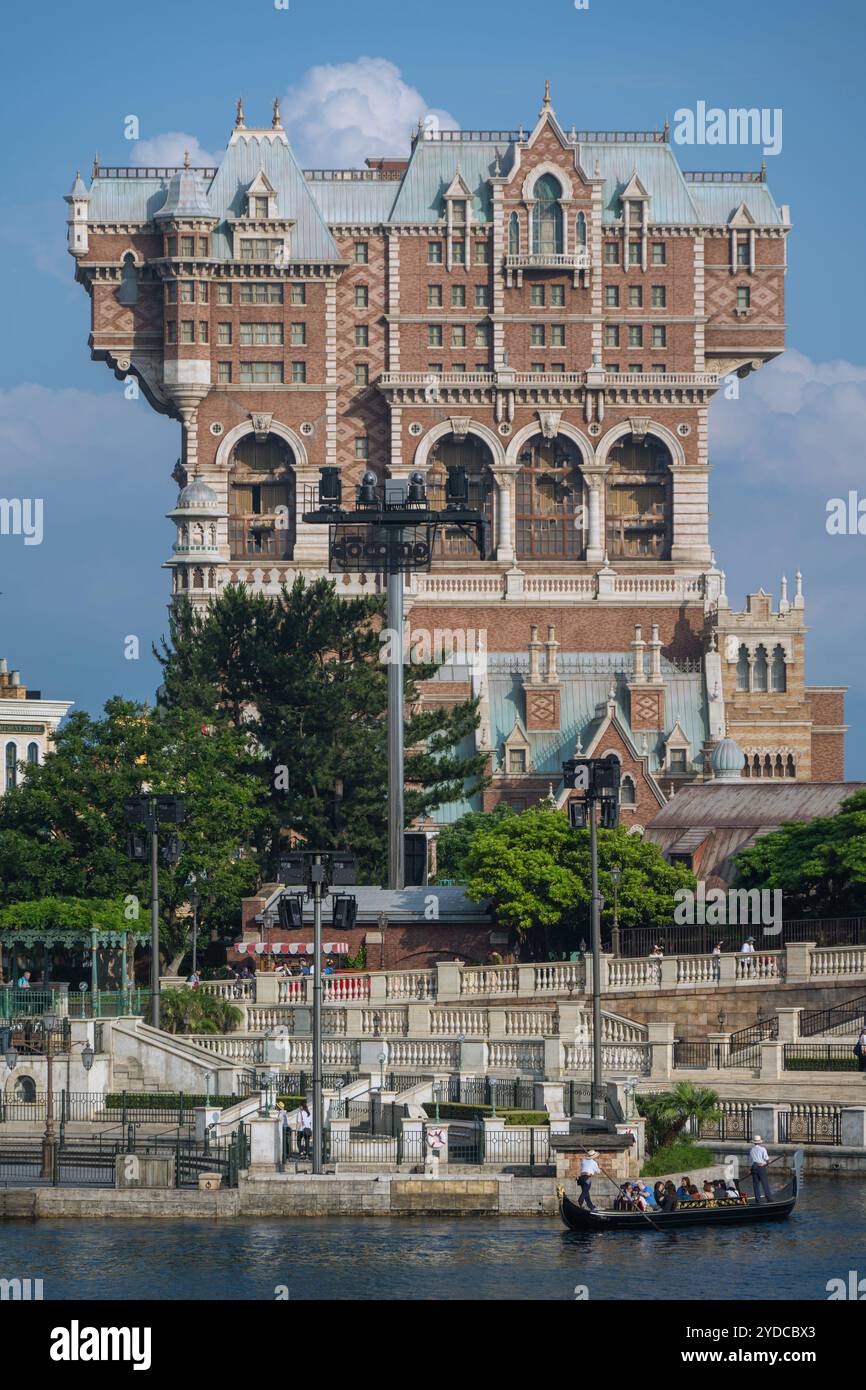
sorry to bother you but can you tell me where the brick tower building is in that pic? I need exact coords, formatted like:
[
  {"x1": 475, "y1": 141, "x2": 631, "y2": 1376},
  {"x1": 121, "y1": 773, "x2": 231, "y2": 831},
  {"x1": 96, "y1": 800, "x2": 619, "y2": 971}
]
[{"x1": 67, "y1": 87, "x2": 846, "y2": 838}]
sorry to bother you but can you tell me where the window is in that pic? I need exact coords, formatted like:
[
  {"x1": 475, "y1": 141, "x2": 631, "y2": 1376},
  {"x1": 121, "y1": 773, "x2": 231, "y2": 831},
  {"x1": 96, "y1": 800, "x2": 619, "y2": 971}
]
[
  {"x1": 291, "y1": 362, "x2": 306, "y2": 383},
  {"x1": 474, "y1": 324, "x2": 490, "y2": 348},
  {"x1": 508, "y1": 212, "x2": 520, "y2": 255},
  {"x1": 669, "y1": 748, "x2": 687, "y2": 773},
  {"x1": 651, "y1": 242, "x2": 666, "y2": 265},
  {"x1": 117, "y1": 258, "x2": 138, "y2": 309},
  {"x1": 628, "y1": 242, "x2": 641, "y2": 265},
  {"x1": 604, "y1": 242, "x2": 620, "y2": 264},
  {"x1": 507, "y1": 748, "x2": 527, "y2": 774},
  {"x1": 180, "y1": 281, "x2": 195, "y2": 303},
  {"x1": 605, "y1": 285, "x2": 619, "y2": 307},
  {"x1": 228, "y1": 432, "x2": 295, "y2": 560},
  {"x1": 605, "y1": 432, "x2": 672, "y2": 559},
  {"x1": 452, "y1": 240, "x2": 466, "y2": 264},
  {"x1": 165, "y1": 283, "x2": 178, "y2": 304},
  {"x1": 354, "y1": 284, "x2": 368, "y2": 308},
  {"x1": 166, "y1": 321, "x2": 178, "y2": 344},
  {"x1": 452, "y1": 363, "x2": 466, "y2": 374},
  {"x1": 651, "y1": 363, "x2": 666, "y2": 373},
  {"x1": 354, "y1": 241, "x2": 369, "y2": 264},
  {"x1": 737, "y1": 286, "x2": 751, "y2": 309},
  {"x1": 474, "y1": 240, "x2": 490, "y2": 264},
  {"x1": 5, "y1": 742, "x2": 17, "y2": 792},
  {"x1": 181, "y1": 236, "x2": 194, "y2": 257},
  {"x1": 531, "y1": 362, "x2": 545, "y2": 373},
  {"x1": 628, "y1": 363, "x2": 644, "y2": 373},
  {"x1": 238, "y1": 362, "x2": 284, "y2": 383},
  {"x1": 290, "y1": 323, "x2": 306, "y2": 346},
  {"x1": 355, "y1": 363, "x2": 369, "y2": 386},
  {"x1": 531, "y1": 285, "x2": 545, "y2": 306},
  {"x1": 451, "y1": 284, "x2": 466, "y2": 307},
  {"x1": 516, "y1": 432, "x2": 585, "y2": 558},
  {"x1": 180, "y1": 320, "x2": 195, "y2": 343},
  {"x1": 551, "y1": 324, "x2": 565, "y2": 346},
  {"x1": 354, "y1": 437, "x2": 369, "y2": 459},
  {"x1": 551, "y1": 285, "x2": 565, "y2": 306},
  {"x1": 736, "y1": 645, "x2": 750, "y2": 691},
  {"x1": 354, "y1": 325, "x2": 369, "y2": 347},
  {"x1": 217, "y1": 284, "x2": 232, "y2": 305},
  {"x1": 550, "y1": 363, "x2": 565, "y2": 373},
  {"x1": 736, "y1": 236, "x2": 750, "y2": 266},
  {"x1": 26, "y1": 742, "x2": 39, "y2": 767},
  {"x1": 451, "y1": 325, "x2": 466, "y2": 348},
  {"x1": 576, "y1": 211, "x2": 587, "y2": 247},
  {"x1": 428, "y1": 285, "x2": 443, "y2": 307},
  {"x1": 474, "y1": 285, "x2": 489, "y2": 307},
  {"x1": 531, "y1": 324, "x2": 546, "y2": 346},
  {"x1": 604, "y1": 325, "x2": 620, "y2": 348},
  {"x1": 167, "y1": 236, "x2": 177, "y2": 256},
  {"x1": 628, "y1": 285, "x2": 643, "y2": 308},
  {"x1": 253, "y1": 195, "x2": 269, "y2": 218},
  {"x1": 651, "y1": 284, "x2": 666, "y2": 307},
  {"x1": 240, "y1": 323, "x2": 284, "y2": 346},
  {"x1": 753, "y1": 644, "x2": 768, "y2": 692},
  {"x1": 428, "y1": 324, "x2": 444, "y2": 347},
  {"x1": 652, "y1": 325, "x2": 667, "y2": 347},
  {"x1": 199, "y1": 283, "x2": 209, "y2": 304},
  {"x1": 198, "y1": 321, "x2": 209, "y2": 343},
  {"x1": 217, "y1": 362, "x2": 232, "y2": 383},
  {"x1": 239, "y1": 284, "x2": 284, "y2": 304},
  {"x1": 620, "y1": 774, "x2": 636, "y2": 805},
  {"x1": 239, "y1": 238, "x2": 283, "y2": 261},
  {"x1": 290, "y1": 284, "x2": 306, "y2": 306},
  {"x1": 427, "y1": 363, "x2": 443, "y2": 374},
  {"x1": 475, "y1": 362, "x2": 488, "y2": 372},
  {"x1": 628, "y1": 325, "x2": 643, "y2": 347},
  {"x1": 428, "y1": 240, "x2": 443, "y2": 264},
  {"x1": 451, "y1": 200, "x2": 466, "y2": 225},
  {"x1": 606, "y1": 364, "x2": 619, "y2": 373},
  {"x1": 199, "y1": 237, "x2": 209, "y2": 257},
  {"x1": 771, "y1": 644, "x2": 786, "y2": 692},
  {"x1": 217, "y1": 322, "x2": 232, "y2": 346},
  {"x1": 531, "y1": 173, "x2": 563, "y2": 254}
]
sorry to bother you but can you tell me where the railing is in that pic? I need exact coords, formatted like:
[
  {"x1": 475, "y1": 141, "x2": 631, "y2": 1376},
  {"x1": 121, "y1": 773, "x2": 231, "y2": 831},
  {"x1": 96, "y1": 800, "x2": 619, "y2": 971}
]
[
  {"x1": 783, "y1": 1044, "x2": 860, "y2": 1072},
  {"x1": 563, "y1": 1042, "x2": 650, "y2": 1075},
  {"x1": 810, "y1": 949, "x2": 866, "y2": 980},
  {"x1": 387, "y1": 1040, "x2": 458, "y2": 1070},
  {"x1": 487, "y1": 1041, "x2": 545, "y2": 1072},
  {"x1": 0, "y1": 988, "x2": 149, "y2": 1020},
  {"x1": 460, "y1": 966, "x2": 518, "y2": 997},
  {"x1": 96, "y1": 165, "x2": 218, "y2": 179},
  {"x1": 800, "y1": 994, "x2": 866, "y2": 1038},
  {"x1": 684, "y1": 169, "x2": 766, "y2": 183},
  {"x1": 360, "y1": 1008, "x2": 409, "y2": 1037},
  {"x1": 735, "y1": 954, "x2": 784, "y2": 982},
  {"x1": 200, "y1": 980, "x2": 254, "y2": 1001},
  {"x1": 277, "y1": 980, "x2": 308, "y2": 1004},
  {"x1": 607, "y1": 959, "x2": 662, "y2": 990},
  {"x1": 696, "y1": 1100, "x2": 753, "y2": 1141},
  {"x1": 324, "y1": 974, "x2": 371, "y2": 1003},
  {"x1": 778, "y1": 1105, "x2": 841, "y2": 1145},
  {"x1": 504, "y1": 251, "x2": 591, "y2": 270},
  {"x1": 181, "y1": 1034, "x2": 265, "y2": 1061},
  {"x1": 430, "y1": 1008, "x2": 487, "y2": 1036},
  {"x1": 385, "y1": 971, "x2": 435, "y2": 1000},
  {"x1": 534, "y1": 963, "x2": 585, "y2": 994}
]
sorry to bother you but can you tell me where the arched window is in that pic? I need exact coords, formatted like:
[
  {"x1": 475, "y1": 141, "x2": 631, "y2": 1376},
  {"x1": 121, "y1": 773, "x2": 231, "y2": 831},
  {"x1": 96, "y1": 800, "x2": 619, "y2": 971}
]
[
  {"x1": 192, "y1": 567, "x2": 204, "y2": 589},
  {"x1": 426, "y1": 434, "x2": 495, "y2": 558},
  {"x1": 605, "y1": 433, "x2": 672, "y2": 559},
  {"x1": 786, "y1": 754, "x2": 796, "y2": 778},
  {"x1": 26, "y1": 742, "x2": 39, "y2": 767},
  {"x1": 762, "y1": 753, "x2": 773, "y2": 778},
  {"x1": 208, "y1": 567, "x2": 216, "y2": 588},
  {"x1": 5, "y1": 741, "x2": 17, "y2": 792},
  {"x1": 752, "y1": 753, "x2": 761, "y2": 777},
  {"x1": 736, "y1": 645, "x2": 750, "y2": 692},
  {"x1": 576, "y1": 211, "x2": 587, "y2": 248},
  {"x1": 773, "y1": 753, "x2": 784, "y2": 778},
  {"x1": 118, "y1": 252, "x2": 139, "y2": 306},
  {"x1": 13, "y1": 1076, "x2": 37, "y2": 1103},
  {"x1": 742, "y1": 755, "x2": 751, "y2": 778},
  {"x1": 753, "y1": 645, "x2": 768, "y2": 692},
  {"x1": 531, "y1": 174, "x2": 563, "y2": 255},
  {"x1": 228, "y1": 432, "x2": 296, "y2": 560},
  {"x1": 771, "y1": 644, "x2": 787, "y2": 692},
  {"x1": 515, "y1": 433, "x2": 585, "y2": 558},
  {"x1": 620, "y1": 774, "x2": 636, "y2": 805},
  {"x1": 508, "y1": 212, "x2": 520, "y2": 255}
]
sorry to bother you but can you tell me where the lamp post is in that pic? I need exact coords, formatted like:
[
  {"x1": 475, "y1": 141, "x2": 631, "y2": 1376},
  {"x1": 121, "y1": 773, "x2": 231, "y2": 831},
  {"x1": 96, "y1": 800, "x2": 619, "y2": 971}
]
[
  {"x1": 610, "y1": 863, "x2": 622, "y2": 958},
  {"x1": 432, "y1": 1079, "x2": 441, "y2": 1122},
  {"x1": 377, "y1": 1051, "x2": 387, "y2": 1092},
  {"x1": 489, "y1": 1077, "x2": 497, "y2": 1119},
  {"x1": 39, "y1": 1013, "x2": 59, "y2": 1178}
]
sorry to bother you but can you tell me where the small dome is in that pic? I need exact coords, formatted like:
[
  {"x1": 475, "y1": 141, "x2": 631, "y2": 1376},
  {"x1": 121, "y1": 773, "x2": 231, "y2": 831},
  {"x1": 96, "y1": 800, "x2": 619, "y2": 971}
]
[
  {"x1": 177, "y1": 475, "x2": 219, "y2": 509},
  {"x1": 711, "y1": 736, "x2": 745, "y2": 780},
  {"x1": 155, "y1": 167, "x2": 212, "y2": 221}
]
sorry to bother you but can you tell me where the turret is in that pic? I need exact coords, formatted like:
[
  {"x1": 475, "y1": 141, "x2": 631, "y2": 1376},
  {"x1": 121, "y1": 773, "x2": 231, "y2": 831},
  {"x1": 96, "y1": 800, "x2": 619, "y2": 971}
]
[{"x1": 64, "y1": 170, "x2": 90, "y2": 255}]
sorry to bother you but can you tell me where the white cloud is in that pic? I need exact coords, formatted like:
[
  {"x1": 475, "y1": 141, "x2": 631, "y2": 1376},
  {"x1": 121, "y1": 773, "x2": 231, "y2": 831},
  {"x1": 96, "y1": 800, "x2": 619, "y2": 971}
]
[
  {"x1": 130, "y1": 132, "x2": 220, "y2": 168},
  {"x1": 281, "y1": 57, "x2": 459, "y2": 166}
]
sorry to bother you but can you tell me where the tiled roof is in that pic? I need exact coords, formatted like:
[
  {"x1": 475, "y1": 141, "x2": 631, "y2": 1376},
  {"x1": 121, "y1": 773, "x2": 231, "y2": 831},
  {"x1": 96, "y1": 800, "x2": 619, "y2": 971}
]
[{"x1": 208, "y1": 134, "x2": 341, "y2": 261}]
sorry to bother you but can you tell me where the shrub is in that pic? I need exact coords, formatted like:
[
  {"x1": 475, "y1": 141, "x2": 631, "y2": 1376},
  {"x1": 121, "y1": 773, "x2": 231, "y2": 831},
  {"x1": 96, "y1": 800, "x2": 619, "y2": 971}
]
[
  {"x1": 103, "y1": 1092, "x2": 241, "y2": 1111},
  {"x1": 421, "y1": 1102, "x2": 547, "y2": 1126},
  {"x1": 640, "y1": 1138, "x2": 712, "y2": 1178},
  {"x1": 784, "y1": 1057, "x2": 857, "y2": 1072}
]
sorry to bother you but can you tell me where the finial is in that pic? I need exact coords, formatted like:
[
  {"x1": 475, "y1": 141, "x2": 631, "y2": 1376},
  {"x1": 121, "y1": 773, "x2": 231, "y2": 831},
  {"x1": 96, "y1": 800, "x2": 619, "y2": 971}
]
[
  {"x1": 92, "y1": 151, "x2": 100, "y2": 178},
  {"x1": 663, "y1": 118, "x2": 670, "y2": 142},
  {"x1": 493, "y1": 148, "x2": 501, "y2": 176},
  {"x1": 760, "y1": 159, "x2": 767, "y2": 181},
  {"x1": 542, "y1": 79, "x2": 551, "y2": 112},
  {"x1": 235, "y1": 97, "x2": 245, "y2": 129},
  {"x1": 273, "y1": 96, "x2": 281, "y2": 129},
  {"x1": 183, "y1": 149, "x2": 190, "y2": 169},
  {"x1": 594, "y1": 157, "x2": 601, "y2": 177}
]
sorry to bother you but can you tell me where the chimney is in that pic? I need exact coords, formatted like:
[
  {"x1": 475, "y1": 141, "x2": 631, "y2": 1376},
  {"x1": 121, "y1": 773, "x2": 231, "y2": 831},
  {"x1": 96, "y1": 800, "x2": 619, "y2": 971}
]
[
  {"x1": 544, "y1": 624, "x2": 559, "y2": 684},
  {"x1": 630, "y1": 625, "x2": 646, "y2": 683},
  {"x1": 648, "y1": 625, "x2": 663, "y2": 683},
  {"x1": 528, "y1": 624, "x2": 542, "y2": 684}
]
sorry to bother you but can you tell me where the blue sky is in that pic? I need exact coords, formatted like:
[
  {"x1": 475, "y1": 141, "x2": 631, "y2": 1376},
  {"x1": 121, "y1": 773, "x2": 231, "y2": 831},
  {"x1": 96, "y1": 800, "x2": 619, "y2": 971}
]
[{"x1": 1, "y1": 0, "x2": 865, "y2": 775}]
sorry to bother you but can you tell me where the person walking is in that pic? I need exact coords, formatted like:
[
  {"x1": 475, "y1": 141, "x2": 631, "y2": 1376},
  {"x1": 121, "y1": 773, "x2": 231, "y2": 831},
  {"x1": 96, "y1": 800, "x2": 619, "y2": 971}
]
[
  {"x1": 855, "y1": 1026, "x2": 866, "y2": 1076},
  {"x1": 749, "y1": 1134, "x2": 773, "y2": 1203},
  {"x1": 296, "y1": 1103, "x2": 312, "y2": 1159},
  {"x1": 577, "y1": 1149, "x2": 600, "y2": 1210},
  {"x1": 276, "y1": 1101, "x2": 291, "y2": 1159}
]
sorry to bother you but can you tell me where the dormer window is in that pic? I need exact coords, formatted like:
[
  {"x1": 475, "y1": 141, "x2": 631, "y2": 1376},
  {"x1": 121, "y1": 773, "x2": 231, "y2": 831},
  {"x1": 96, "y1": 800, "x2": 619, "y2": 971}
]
[{"x1": 252, "y1": 195, "x2": 269, "y2": 219}]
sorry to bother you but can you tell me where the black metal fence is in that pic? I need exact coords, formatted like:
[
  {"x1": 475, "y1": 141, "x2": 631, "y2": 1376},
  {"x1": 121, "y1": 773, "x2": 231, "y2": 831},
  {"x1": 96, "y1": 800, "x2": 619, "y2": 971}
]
[
  {"x1": 444, "y1": 1076, "x2": 537, "y2": 1109},
  {"x1": 783, "y1": 1044, "x2": 860, "y2": 1072},
  {"x1": 695, "y1": 1101, "x2": 753, "y2": 1141},
  {"x1": 0, "y1": 1128, "x2": 250, "y2": 1189},
  {"x1": 800, "y1": 995, "x2": 866, "y2": 1039},
  {"x1": 778, "y1": 1107, "x2": 841, "y2": 1145},
  {"x1": 613, "y1": 917, "x2": 866, "y2": 957}
]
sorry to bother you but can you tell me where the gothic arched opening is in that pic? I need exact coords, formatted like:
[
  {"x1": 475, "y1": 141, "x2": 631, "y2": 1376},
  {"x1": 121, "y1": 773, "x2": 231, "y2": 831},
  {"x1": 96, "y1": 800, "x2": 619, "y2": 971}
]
[
  {"x1": 515, "y1": 432, "x2": 585, "y2": 559},
  {"x1": 228, "y1": 432, "x2": 296, "y2": 560},
  {"x1": 426, "y1": 433, "x2": 495, "y2": 558},
  {"x1": 605, "y1": 432, "x2": 672, "y2": 560}
]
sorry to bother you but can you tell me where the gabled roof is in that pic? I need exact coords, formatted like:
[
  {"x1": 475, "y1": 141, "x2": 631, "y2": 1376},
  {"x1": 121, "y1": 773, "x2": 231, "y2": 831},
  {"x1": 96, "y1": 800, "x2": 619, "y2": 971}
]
[
  {"x1": 389, "y1": 138, "x2": 510, "y2": 223},
  {"x1": 208, "y1": 132, "x2": 341, "y2": 261}
]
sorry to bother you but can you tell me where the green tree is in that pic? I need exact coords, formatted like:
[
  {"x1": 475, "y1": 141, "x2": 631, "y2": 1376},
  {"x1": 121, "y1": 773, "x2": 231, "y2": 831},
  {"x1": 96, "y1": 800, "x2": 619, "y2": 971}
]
[
  {"x1": 733, "y1": 790, "x2": 866, "y2": 919},
  {"x1": 434, "y1": 802, "x2": 516, "y2": 882},
  {"x1": 158, "y1": 987, "x2": 243, "y2": 1036},
  {"x1": 156, "y1": 580, "x2": 487, "y2": 882},
  {"x1": 463, "y1": 807, "x2": 696, "y2": 958},
  {"x1": 637, "y1": 1082, "x2": 721, "y2": 1153}
]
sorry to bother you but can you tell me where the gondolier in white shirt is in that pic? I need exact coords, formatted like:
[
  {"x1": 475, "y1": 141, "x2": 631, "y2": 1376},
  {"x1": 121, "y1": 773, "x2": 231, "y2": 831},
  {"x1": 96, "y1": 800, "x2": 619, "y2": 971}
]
[
  {"x1": 577, "y1": 1149, "x2": 601, "y2": 1210},
  {"x1": 748, "y1": 1134, "x2": 773, "y2": 1203}
]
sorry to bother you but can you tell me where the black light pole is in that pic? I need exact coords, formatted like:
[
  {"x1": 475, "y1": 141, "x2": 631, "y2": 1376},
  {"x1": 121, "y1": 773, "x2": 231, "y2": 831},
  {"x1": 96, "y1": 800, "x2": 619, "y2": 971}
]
[
  {"x1": 311, "y1": 853, "x2": 324, "y2": 1175},
  {"x1": 125, "y1": 793, "x2": 186, "y2": 1030},
  {"x1": 610, "y1": 863, "x2": 622, "y2": 958}
]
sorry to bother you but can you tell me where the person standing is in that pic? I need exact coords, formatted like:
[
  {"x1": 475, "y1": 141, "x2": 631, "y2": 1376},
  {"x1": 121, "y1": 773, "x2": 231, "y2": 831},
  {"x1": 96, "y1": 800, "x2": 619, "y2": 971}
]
[
  {"x1": 276, "y1": 1101, "x2": 290, "y2": 1160},
  {"x1": 296, "y1": 1103, "x2": 312, "y2": 1159},
  {"x1": 740, "y1": 936, "x2": 756, "y2": 954},
  {"x1": 577, "y1": 1149, "x2": 600, "y2": 1210},
  {"x1": 855, "y1": 1026, "x2": 866, "y2": 1076},
  {"x1": 749, "y1": 1134, "x2": 773, "y2": 1203}
]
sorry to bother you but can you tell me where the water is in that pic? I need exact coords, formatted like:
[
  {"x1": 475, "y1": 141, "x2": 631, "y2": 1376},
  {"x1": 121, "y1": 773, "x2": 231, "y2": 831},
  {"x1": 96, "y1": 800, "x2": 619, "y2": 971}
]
[{"x1": 1, "y1": 1177, "x2": 862, "y2": 1300}]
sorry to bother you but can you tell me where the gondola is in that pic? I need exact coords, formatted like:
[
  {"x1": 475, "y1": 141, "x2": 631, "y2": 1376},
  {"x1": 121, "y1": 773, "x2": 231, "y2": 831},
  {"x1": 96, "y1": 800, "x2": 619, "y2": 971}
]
[{"x1": 558, "y1": 1150, "x2": 803, "y2": 1232}]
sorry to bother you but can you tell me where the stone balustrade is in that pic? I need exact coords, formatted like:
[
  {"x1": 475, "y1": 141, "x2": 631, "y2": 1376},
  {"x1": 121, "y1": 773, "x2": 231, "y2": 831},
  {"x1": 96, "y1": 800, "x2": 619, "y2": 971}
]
[{"x1": 810, "y1": 948, "x2": 866, "y2": 979}]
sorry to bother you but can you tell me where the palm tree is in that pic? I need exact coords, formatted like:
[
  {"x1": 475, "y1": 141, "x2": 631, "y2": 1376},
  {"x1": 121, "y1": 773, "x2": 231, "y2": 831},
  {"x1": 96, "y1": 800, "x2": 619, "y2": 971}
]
[
  {"x1": 639, "y1": 1082, "x2": 721, "y2": 1151},
  {"x1": 159, "y1": 987, "x2": 242, "y2": 1036}
]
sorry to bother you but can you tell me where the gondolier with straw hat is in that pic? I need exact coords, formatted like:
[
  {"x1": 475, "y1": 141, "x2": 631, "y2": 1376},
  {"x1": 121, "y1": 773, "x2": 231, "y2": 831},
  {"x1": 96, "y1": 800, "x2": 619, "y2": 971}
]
[
  {"x1": 577, "y1": 1149, "x2": 601, "y2": 1210},
  {"x1": 749, "y1": 1134, "x2": 773, "y2": 1203}
]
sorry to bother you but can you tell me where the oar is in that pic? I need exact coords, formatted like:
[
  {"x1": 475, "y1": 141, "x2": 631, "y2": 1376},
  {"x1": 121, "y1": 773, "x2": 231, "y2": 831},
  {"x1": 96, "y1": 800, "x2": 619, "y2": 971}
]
[{"x1": 569, "y1": 1136, "x2": 672, "y2": 1237}]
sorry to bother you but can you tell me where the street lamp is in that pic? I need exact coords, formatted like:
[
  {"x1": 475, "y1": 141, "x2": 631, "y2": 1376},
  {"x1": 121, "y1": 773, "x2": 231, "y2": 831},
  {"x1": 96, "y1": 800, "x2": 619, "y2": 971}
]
[
  {"x1": 489, "y1": 1077, "x2": 497, "y2": 1119},
  {"x1": 432, "y1": 1079, "x2": 441, "y2": 1122},
  {"x1": 609, "y1": 863, "x2": 622, "y2": 958},
  {"x1": 41, "y1": 1012, "x2": 59, "y2": 1179},
  {"x1": 377, "y1": 1051, "x2": 387, "y2": 1092}
]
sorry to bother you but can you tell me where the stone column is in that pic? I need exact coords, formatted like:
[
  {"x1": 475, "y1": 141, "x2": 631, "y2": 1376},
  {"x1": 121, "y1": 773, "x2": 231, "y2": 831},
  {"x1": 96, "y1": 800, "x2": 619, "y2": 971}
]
[
  {"x1": 758, "y1": 1041, "x2": 783, "y2": 1082},
  {"x1": 647, "y1": 1021, "x2": 675, "y2": 1080},
  {"x1": 775, "y1": 1007, "x2": 804, "y2": 1042},
  {"x1": 669, "y1": 465, "x2": 712, "y2": 566},
  {"x1": 543, "y1": 1037, "x2": 564, "y2": 1079},
  {"x1": 840, "y1": 1108, "x2": 866, "y2": 1147},
  {"x1": 584, "y1": 471, "x2": 605, "y2": 563},
  {"x1": 292, "y1": 466, "x2": 329, "y2": 566},
  {"x1": 246, "y1": 1115, "x2": 283, "y2": 1174},
  {"x1": 435, "y1": 961, "x2": 462, "y2": 1002},
  {"x1": 750, "y1": 1103, "x2": 780, "y2": 1144},
  {"x1": 493, "y1": 469, "x2": 515, "y2": 563},
  {"x1": 783, "y1": 942, "x2": 815, "y2": 985}
]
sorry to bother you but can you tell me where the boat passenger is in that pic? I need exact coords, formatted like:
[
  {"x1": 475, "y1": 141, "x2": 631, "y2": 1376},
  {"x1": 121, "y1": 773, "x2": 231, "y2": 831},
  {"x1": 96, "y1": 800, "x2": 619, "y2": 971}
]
[
  {"x1": 677, "y1": 1176, "x2": 692, "y2": 1199},
  {"x1": 661, "y1": 1181, "x2": 678, "y2": 1212},
  {"x1": 653, "y1": 1182, "x2": 666, "y2": 1208}
]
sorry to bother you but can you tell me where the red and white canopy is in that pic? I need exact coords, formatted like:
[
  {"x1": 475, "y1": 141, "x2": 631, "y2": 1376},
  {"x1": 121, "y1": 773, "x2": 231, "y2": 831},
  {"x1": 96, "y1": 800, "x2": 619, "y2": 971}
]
[{"x1": 236, "y1": 941, "x2": 349, "y2": 956}]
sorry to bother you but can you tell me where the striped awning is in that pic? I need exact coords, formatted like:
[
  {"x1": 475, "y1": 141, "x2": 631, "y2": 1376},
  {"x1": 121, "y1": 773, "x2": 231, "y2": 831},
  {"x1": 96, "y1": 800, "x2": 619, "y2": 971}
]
[{"x1": 236, "y1": 941, "x2": 349, "y2": 955}]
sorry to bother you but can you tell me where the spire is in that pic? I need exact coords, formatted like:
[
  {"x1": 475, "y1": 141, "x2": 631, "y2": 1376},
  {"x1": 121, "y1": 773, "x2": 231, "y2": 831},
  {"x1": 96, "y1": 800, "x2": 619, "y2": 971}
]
[
  {"x1": 235, "y1": 96, "x2": 245, "y2": 129},
  {"x1": 541, "y1": 78, "x2": 552, "y2": 115},
  {"x1": 663, "y1": 118, "x2": 670, "y2": 142},
  {"x1": 183, "y1": 149, "x2": 190, "y2": 169},
  {"x1": 92, "y1": 151, "x2": 100, "y2": 179},
  {"x1": 272, "y1": 96, "x2": 281, "y2": 129}
]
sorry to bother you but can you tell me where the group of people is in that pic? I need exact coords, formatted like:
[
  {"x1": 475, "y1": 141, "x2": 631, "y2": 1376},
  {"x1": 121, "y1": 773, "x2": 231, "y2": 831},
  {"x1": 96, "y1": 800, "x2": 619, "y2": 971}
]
[
  {"x1": 275, "y1": 1100, "x2": 313, "y2": 1158},
  {"x1": 577, "y1": 1134, "x2": 777, "y2": 1213}
]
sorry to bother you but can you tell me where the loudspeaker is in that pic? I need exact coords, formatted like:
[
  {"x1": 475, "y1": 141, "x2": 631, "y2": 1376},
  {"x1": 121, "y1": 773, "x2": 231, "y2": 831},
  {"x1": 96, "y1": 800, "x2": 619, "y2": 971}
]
[
  {"x1": 330, "y1": 854, "x2": 357, "y2": 886},
  {"x1": 568, "y1": 801, "x2": 588, "y2": 830},
  {"x1": 277, "y1": 894, "x2": 304, "y2": 930},
  {"x1": 331, "y1": 895, "x2": 357, "y2": 931},
  {"x1": 279, "y1": 853, "x2": 307, "y2": 886}
]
